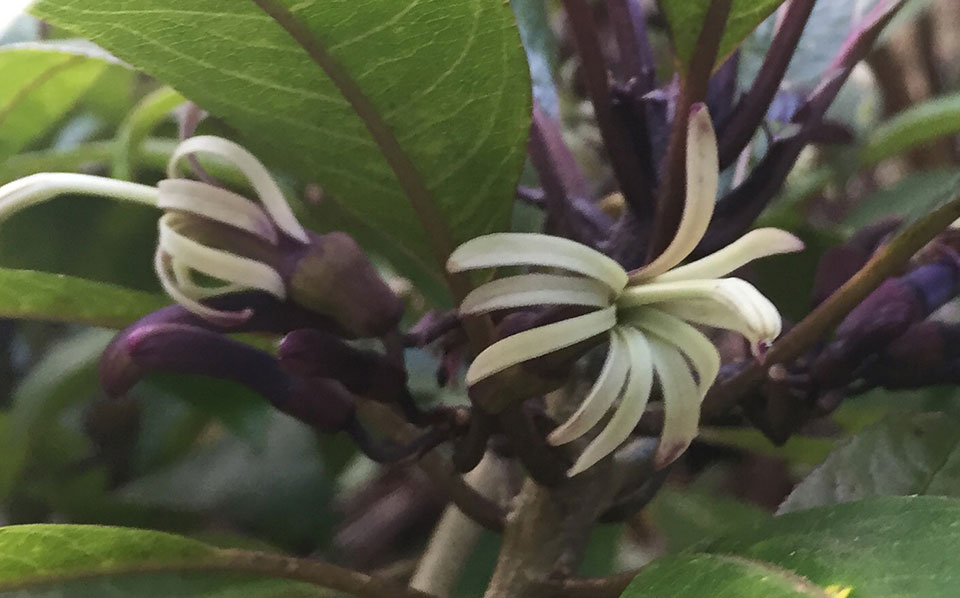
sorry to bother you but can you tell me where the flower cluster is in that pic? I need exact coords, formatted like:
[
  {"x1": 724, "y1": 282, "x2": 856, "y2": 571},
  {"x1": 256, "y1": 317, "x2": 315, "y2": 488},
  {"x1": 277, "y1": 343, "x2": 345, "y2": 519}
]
[
  {"x1": 0, "y1": 135, "x2": 412, "y2": 456},
  {"x1": 448, "y1": 106, "x2": 803, "y2": 475}
]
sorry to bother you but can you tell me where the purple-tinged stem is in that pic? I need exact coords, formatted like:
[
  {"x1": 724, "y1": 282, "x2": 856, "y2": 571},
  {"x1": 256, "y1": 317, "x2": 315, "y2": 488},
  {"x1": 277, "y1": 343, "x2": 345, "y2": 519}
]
[
  {"x1": 646, "y1": 0, "x2": 732, "y2": 261},
  {"x1": 529, "y1": 104, "x2": 611, "y2": 246},
  {"x1": 717, "y1": 0, "x2": 816, "y2": 169},
  {"x1": 604, "y1": 0, "x2": 656, "y2": 92},
  {"x1": 560, "y1": 0, "x2": 654, "y2": 220},
  {"x1": 698, "y1": 0, "x2": 907, "y2": 256}
]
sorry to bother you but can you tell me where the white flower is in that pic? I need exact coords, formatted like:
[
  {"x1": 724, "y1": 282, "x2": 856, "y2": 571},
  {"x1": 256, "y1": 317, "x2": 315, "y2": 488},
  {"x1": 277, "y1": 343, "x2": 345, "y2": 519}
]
[
  {"x1": 447, "y1": 105, "x2": 804, "y2": 476},
  {"x1": 0, "y1": 136, "x2": 309, "y2": 325}
]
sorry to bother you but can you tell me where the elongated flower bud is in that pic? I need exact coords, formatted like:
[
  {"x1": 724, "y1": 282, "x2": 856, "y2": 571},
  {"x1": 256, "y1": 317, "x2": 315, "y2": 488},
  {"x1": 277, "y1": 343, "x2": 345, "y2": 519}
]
[{"x1": 100, "y1": 321, "x2": 355, "y2": 433}]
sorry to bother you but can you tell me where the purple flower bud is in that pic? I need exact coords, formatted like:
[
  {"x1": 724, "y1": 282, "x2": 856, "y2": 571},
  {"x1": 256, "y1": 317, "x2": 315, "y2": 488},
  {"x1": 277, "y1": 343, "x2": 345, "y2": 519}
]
[
  {"x1": 280, "y1": 231, "x2": 404, "y2": 339},
  {"x1": 278, "y1": 328, "x2": 407, "y2": 404},
  {"x1": 100, "y1": 321, "x2": 354, "y2": 433}
]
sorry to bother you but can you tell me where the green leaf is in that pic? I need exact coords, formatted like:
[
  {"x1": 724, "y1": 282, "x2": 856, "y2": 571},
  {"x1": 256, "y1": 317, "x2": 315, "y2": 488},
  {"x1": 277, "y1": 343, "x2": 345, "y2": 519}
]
[
  {"x1": 843, "y1": 168, "x2": 960, "y2": 230},
  {"x1": 0, "y1": 329, "x2": 111, "y2": 501},
  {"x1": 660, "y1": 0, "x2": 787, "y2": 71},
  {"x1": 621, "y1": 553, "x2": 827, "y2": 597},
  {"x1": 0, "y1": 268, "x2": 167, "y2": 328},
  {"x1": 779, "y1": 411, "x2": 960, "y2": 514},
  {"x1": 0, "y1": 43, "x2": 124, "y2": 161},
  {"x1": 32, "y1": 0, "x2": 533, "y2": 300},
  {"x1": 511, "y1": 0, "x2": 559, "y2": 117},
  {"x1": 623, "y1": 496, "x2": 960, "y2": 597},
  {"x1": 0, "y1": 524, "x2": 324, "y2": 596},
  {"x1": 112, "y1": 86, "x2": 185, "y2": 180},
  {"x1": 118, "y1": 413, "x2": 330, "y2": 550},
  {"x1": 861, "y1": 92, "x2": 960, "y2": 164},
  {"x1": 648, "y1": 488, "x2": 769, "y2": 552}
]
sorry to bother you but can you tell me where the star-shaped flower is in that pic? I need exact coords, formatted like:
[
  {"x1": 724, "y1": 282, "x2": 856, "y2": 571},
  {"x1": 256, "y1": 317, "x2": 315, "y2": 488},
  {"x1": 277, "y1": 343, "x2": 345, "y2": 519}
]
[{"x1": 447, "y1": 105, "x2": 804, "y2": 476}]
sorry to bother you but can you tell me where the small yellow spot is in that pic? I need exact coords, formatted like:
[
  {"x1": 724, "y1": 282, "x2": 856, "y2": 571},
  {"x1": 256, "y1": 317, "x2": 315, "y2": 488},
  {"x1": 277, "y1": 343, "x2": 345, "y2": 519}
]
[{"x1": 825, "y1": 585, "x2": 853, "y2": 598}]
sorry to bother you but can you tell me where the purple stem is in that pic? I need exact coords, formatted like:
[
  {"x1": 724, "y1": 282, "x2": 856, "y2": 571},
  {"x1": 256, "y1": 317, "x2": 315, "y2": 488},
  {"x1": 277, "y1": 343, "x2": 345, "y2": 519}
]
[
  {"x1": 604, "y1": 0, "x2": 656, "y2": 92},
  {"x1": 561, "y1": 0, "x2": 654, "y2": 219},
  {"x1": 698, "y1": 0, "x2": 907, "y2": 256},
  {"x1": 529, "y1": 104, "x2": 611, "y2": 246},
  {"x1": 717, "y1": 0, "x2": 817, "y2": 169}
]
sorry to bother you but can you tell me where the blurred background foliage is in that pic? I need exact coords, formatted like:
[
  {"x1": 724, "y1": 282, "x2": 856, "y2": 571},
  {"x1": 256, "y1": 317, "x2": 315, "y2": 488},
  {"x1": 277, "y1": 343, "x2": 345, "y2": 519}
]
[{"x1": 0, "y1": 0, "x2": 958, "y2": 594}]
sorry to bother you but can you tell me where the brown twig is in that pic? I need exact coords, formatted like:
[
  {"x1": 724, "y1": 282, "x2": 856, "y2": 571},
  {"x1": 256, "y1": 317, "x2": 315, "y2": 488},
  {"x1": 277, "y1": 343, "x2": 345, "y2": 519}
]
[{"x1": 704, "y1": 184, "x2": 960, "y2": 420}]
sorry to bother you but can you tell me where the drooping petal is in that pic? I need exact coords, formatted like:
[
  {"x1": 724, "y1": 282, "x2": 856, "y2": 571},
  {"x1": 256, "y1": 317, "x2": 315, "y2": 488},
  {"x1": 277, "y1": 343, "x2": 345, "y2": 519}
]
[
  {"x1": 171, "y1": 259, "x2": 245, "y2": 299},
  {"x1": 465, "y1": 305, "x2": 617, "y2": 386},
  {"x1": 460, "y1": 273, "x2": 613, "y2": 315},
  {"x1": 625, "y1": 308, "x2": 720, "y2": 395},
  {"x1": 0, "y1": 173, "x2": 158, "y2": 223},
  {"x1": 157, "y1": 179, "x2": 278, "y2": 244},
  {"x1": 158, "y1": 214, "x2": 286, "y2": 298},
  {"x1": 447, "y1": 233, "x2": 628, "y2": 295},
  {"x1": 620, "y1": 278, "x2": 782, "y2": 356},
  {"x1": 649, "y1": 336, "x2": 701, "y2": 469},
  {"x1": 655, "y1": 297, "x2": 768, "y2": 347},
  {"x1": 652, "y1": 228, "x2": 804, "y2": 283},
  {"x1": 154, "y1": 251, "x2": 252, "y2": 327},
  {"x1": 548, "y1": 329, "x2": 630, "y2": 446},
  {"x1": 630, "y1": 104, "x2": 718, "y2": 281},
  {"x1": 168, "y1": 136, "x2": 309, "y2": 243},
  {"x1": 567, "y1": 327, "x2": 654, "y2": 476}
]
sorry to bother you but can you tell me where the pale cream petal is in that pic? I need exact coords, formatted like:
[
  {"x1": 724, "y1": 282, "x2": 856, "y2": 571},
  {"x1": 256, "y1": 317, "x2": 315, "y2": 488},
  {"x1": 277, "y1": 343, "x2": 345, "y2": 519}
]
[
  {"x1": 0, "y1": 173, "x2": 158, "y2": 223},
  {"x1": 625, "y1": 278, "x2": 783, "y2": 353},
  {"x1": 652, "y1": 228, "x2": 804, "y2": 283},
  {"x1": 154, "y1": 250, "x2": 252, "y2": 326},
  {"x1": 171, "y1": 260, "x2": 245, "y2": 299},
  {"x1": 649, "y1": 336, "x2": 701, "y2": 469},
  {"x1": 625, "y1": 308, "x2": 720, "y2": 395},
  {"x1": 548, "y1": 329, "x2": 630, "y2": 446},
  {"x1": 158, "y1": 179, "x2": 278, "y2": 244},
  {"x1": 655, "y1": 298, "x2": 765, "y2": 346},
  {"x1": 447, "y1": 233, "x2": 628, "y2": 295},
  {"x1": 169, "y1": 136, "x2": 309, "y2": 243},
  {"x1": 465, "y1": 306, "x2": 617, "y2": 386},
  {"x1": 630, "y1": 104, "x2": 718, "y2": 281},
  {"x1": 460, "y1": 273, "x2": 612, "y2": 315},
  {"x1": 158, "y1": 214, "x2": 286, "y2": 299},
  {"x1": 567, "y1": 327, "x2": 654, "y2": 477}
]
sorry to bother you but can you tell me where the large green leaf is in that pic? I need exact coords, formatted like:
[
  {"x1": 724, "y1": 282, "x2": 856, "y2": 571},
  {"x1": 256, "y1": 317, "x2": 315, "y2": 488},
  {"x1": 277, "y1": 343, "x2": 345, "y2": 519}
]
[
  {"x1": 32, "y1": 0, "x2": 533, "y2": 300},
  {"x1": 0, "y1": 43, "x2": 123, "y2": 161},
  {"x1": 862, "y1": 92, "x2": 960, "y2": 164},
  {"x1": 623, "y1": 497, "x2": 960, "y2": 597},
  {"x1": 660, "y1": 0, "x2": 787, "y2": 71},
  {"x1": 0, "y1": 524, "x2": 324, "y2": 596},
  {"x1": 779, "y1": 411, "x2": 960, "y2": 514},
  {"x1": 844, "y1": 169, "x2": 960, "y2": 230},
  {"x1": 0, "y1": 268, "x2": 166, "y2": 328}
]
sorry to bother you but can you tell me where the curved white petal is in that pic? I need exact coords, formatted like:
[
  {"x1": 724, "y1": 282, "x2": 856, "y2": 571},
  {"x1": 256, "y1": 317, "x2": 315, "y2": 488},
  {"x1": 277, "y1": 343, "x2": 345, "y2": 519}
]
[
  {"x1": 447, "y1": 233, "x2": 628, "y2": 295},
  {"x1": 621, "y1": 278, "x2": 782, "y2": 355},
  {"x1": 649, "y1": 336, "x2": 701, "y2": 469},
  {"x1": 154, "y1": 250, "x2": 252, "y2": 326},
  {"x1": 0, "y1": 173, "x2": 158, "y2": 223},
  {"x1": 548, "y1": 329, "x2": 630, "y2": 446},
  {"x1": 630, "y1": 105, "x2": 718, "y2": 281},
  {"x1": 171, "y1": 260, "x2": 245, "y2": 299},
  {"x1": 460, "y1": 273, "x2": 612, "y2": 315},
  {"x1": 652, "y1": 228, "x2": 804, "y2": 283},
  {"x1": 568, "y1": 327, "x2": 654, "y2": 477},
  {"x1": 626, "y1": 308, "x2": 720, "y2": 396},
  {"x1": 158, "y1": 179, "x2": 278, "y2": 244},
  {"x1": 465, "y1": 306, "x2": 617, "y2": 386},
  {"x1": 158, "y1": 214, "x2": 286, "y2": 299},
  {"x1": 168, "y1": 136, "x2": 309, "y2": 243},
  {"x1": 655, "y1": 298, "x2": 765, "y2": 346}
]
